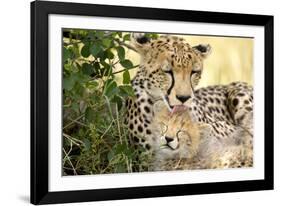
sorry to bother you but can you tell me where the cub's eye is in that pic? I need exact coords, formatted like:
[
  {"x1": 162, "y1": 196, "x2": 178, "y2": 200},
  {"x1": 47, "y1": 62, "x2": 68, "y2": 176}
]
[
  {"x1": 177, "y1": 130, "x2": 192, "y2": 145},
  {"x1": 159, "y1": 122, "x2": 168, "y2": 135},
  {"x1": 176, "y1": 130, "x2": 184, "y2": 138},
  {"x1": 176, "y1": 130, "x2": 189, "y2": 138}
]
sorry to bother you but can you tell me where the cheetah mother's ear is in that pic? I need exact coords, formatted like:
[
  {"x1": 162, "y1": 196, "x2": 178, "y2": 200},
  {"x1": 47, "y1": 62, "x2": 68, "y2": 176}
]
[
  {"x1": 131, "y1": 33, "x2": 151, "y2": 53},
  {"x1": 192, "y1": 44, "x2": 212, "y2": 58}
]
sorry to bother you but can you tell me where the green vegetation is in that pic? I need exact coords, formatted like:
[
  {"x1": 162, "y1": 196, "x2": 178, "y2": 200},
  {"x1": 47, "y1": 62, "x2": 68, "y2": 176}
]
[{"x1": 62, "y1": 29, "x2": 157, "y2": 175}]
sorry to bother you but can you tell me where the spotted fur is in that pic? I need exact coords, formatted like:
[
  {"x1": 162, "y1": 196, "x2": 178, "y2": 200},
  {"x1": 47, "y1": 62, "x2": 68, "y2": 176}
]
[{"x1": 125, "y1": 33, "x2": 253, "y2": 154}]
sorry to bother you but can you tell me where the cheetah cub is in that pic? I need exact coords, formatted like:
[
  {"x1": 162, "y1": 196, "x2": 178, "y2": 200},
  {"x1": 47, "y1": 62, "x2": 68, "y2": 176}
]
[{"x1": 151, "y1": 101, "x2": 253, "y2": 171}]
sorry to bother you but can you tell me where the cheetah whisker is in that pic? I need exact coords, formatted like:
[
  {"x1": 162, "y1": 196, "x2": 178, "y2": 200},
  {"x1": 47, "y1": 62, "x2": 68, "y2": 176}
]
[{"x1": 162, "y1": 94, "x2": 172, "y2": 112}]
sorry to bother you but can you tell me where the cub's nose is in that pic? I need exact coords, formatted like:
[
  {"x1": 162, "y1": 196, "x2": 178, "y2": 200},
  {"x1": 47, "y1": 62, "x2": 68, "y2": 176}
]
[
  {"x1": 176, "y1": 95, "x2": 191, "y2": 103},
  {"x1": 165, "y1": 136, "x2": 174, "y2": 143}
]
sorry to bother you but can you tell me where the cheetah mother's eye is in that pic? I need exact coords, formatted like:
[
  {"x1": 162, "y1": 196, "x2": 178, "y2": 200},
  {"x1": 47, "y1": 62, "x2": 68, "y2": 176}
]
[
  {"x1": 191, "y1": 70, "x2": 201, "y2": 76},
  {"x1": 163, "y1": 68, "x2": 173, "y2": 74}
]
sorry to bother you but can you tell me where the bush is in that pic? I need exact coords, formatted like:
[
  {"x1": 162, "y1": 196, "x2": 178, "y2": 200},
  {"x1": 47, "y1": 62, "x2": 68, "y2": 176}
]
[{"x1": 62, "y1": 29, "x2": 157, "y2": 175}]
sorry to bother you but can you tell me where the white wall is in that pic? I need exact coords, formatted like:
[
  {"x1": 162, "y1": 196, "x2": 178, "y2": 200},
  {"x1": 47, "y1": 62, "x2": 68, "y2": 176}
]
[{"x1": 0, "y1": 0, "x2": 279, "y2": 205}]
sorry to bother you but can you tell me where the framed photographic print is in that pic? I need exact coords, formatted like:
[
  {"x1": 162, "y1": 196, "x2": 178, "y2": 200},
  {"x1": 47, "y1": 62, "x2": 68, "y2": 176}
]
[{"x1": 31, "y1": 0, "x2": 274, "y2": 204}]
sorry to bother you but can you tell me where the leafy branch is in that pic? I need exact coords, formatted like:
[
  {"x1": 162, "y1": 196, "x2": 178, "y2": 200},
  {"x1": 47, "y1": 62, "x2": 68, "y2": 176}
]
[{"x1": 62, "y1": 29, "x2": 152, "y2": 175}]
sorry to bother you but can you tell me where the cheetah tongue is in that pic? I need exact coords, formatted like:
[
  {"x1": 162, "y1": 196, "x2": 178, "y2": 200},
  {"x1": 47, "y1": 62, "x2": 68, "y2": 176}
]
[{"x1": 171, "y1": 105, "x2": 187, "y2": 114}]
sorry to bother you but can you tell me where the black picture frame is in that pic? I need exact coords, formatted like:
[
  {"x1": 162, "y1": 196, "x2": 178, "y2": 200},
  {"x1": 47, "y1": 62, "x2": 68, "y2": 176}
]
[{"x1": 31, "y1": 0, "x2": 274, "y2": 204}]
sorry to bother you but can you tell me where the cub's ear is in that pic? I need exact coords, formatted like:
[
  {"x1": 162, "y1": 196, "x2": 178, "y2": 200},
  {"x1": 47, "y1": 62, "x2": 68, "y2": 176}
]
[
  {"x1": 192, "y1": 44, "x2": 211, "y2": 58},
  {"x1": 131, "y1": 33, "x2": 151, "y2": 53}
]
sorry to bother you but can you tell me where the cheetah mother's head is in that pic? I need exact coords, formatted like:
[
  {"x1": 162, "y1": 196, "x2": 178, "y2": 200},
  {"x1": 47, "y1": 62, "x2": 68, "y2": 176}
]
[{"x1": 132, "y1": 33, "x2": 211, "y2": 111}]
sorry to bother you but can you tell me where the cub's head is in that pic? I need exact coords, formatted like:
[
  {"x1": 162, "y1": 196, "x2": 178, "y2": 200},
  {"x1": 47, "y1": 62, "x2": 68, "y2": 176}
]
[
  {"x1": 152, "y1": 101, "x2": 211, "y2": 160},
  {"x1": 131, "y1": 33, "x2": 211, "y2": 109}
]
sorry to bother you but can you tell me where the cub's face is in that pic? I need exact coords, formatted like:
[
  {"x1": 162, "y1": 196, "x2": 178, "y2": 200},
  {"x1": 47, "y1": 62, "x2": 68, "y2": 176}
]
[{"x1": 153, "y1": 102, "x2": 210, "y2": 160}]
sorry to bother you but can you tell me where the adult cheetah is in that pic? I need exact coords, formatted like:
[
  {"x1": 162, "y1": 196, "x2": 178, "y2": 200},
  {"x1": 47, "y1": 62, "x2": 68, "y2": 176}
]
[{"x1": 124, "y1": 33, "x2": 253, "y2": 154}]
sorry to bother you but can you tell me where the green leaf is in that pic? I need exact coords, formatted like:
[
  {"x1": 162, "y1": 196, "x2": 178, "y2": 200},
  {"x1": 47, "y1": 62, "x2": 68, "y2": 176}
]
[
  {"x1": 63, "y1": 47, "x2": 72, "y2": 61},
  {"x1": 88, "y1": 31, "x2": 95, "y2": 39},
  {"x1": 116, "y1": 46, "x2": 125, "y2": 61},
  {"x1": 115, "y1": 144, "x2": 128, "y2": 154},
  {"x1": 100, "y1": 61, "x2": 112, "y2": 76},
  {"x1": 151, "y1": 33, "x2": 159, "y2": 39},
  {"x1": 122, "y1": 70, "x2": 130, "y2": 84},
  {"x1": 95, "y1": 31, "x2": 105, "y2": 38},
  {"x1": 112, "y1": 95, "x2": 123, "y2": 110},
  {"x1": 125, "y1": 147, "x2": 134, "y2": 159},
  {"x1": 96, "y1": 50, "x2": 106, "y2": 61},
  {"x1": 83, "y1": 139, "x2": 91, "y2": 151},
  {"x1": 102, "y1": 38, "x2": 112, "y2": 48},
  {"x1": 116, "y1": 164, "x2": 126, "y2": 173},
  {"x1": 101, "y1": 61, "x2": 110, "y2": 69},
  {"x1": 81, "y1": 63, "x2": 93, "y2": 75},
  {"x1": 85, "y1": 107, "x2": 95, "y2": 122},
  {"x1": 145, "y1": 33, "x2": 159, "y2": 40},
  {"x1": 81, "y1": 44, "x2": 90, "y2": 58},
  {"x1": 120, "y1": 59, "x2": 133, "y2": 69},
  {"x1": 64, "y1": 63, "x2": 72, "y2": 72},
  {"x1": 104, "y1": 80, "x2": 118, "y2": 98},
  {"x1": 107, "y1": 150, "x2": 114, "y2": 161},
  {"x1": 119, "y1": 85, "x2": 135, "y2": 97},
  {"x1": 63, "y1": 75, "x2": 76, "y2": 91},
  {"x1": 105, "y1": 49, "x2": 114, "y2": 59},
  {"x1": 117, "y1": 32, "x2": 122, "y2": 38},
  {"x1": 93, "y1": 62, "x2": 101, "y2": 76},
  {"x1": 104, "y1": 67, "x2": 112, "y2": 76},
  {"x1": 70, "y1": 102, "x2": 79, "y2": 113},
  {"x1": 123, "y1": 34, "x2": 131, "y2": 41},
  {"x1": 110, "y1": 32, "x2": 118, "y2": 38},
  {"x1": 90, "y1": 43, "x2": 102, "y2": 57},
  {"x1": 87, "y1": 80, "x2": 99, "y2": 88}
]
